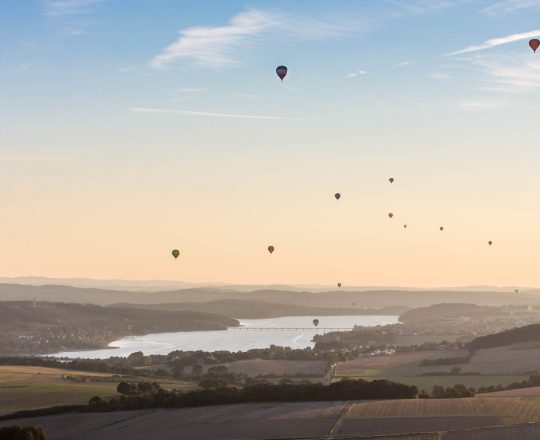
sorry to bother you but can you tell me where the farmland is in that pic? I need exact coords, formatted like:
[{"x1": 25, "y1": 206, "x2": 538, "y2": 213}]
[
  {"x1": 5, "y1": 398, "x2": 540, "y2": 439},
  {"x1": 0, "y1": 365, "x2": 194, "y2": 415},
  {"x1": 225, "y1": 359, "x2": 328, "y2": 377}
]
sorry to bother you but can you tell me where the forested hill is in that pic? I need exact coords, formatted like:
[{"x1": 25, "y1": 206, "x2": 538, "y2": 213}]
[
  {"x1": 468, "y1": 323, "x2": 540, "y2": 350},
  {"x1": 110, "y1": 300, "x2": 407, "y2": 319},
  {"x1": 399, "y1": 303, "x2": 505, "y2": 324},
  {"x1": 0, "y1": 301, "x2": 238, "y2": 355}
]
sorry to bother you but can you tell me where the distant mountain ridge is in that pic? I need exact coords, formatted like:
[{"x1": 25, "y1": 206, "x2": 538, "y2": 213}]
[
  {"x1": 1, "y1": 283, "x2": 540, "y2": 309},
  {"x1": 0, "y1": 277, "x2": 533, "y2": 293}
]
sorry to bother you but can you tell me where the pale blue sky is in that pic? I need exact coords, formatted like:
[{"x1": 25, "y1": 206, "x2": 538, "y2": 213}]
[{"x1": 1, "y1": 1, "x2": 540, "y2": 285}]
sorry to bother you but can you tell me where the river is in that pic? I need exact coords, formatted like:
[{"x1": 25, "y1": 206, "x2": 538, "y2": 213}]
[{"x1": 51, "y1": 315, "x2": 399, "y2": 359}]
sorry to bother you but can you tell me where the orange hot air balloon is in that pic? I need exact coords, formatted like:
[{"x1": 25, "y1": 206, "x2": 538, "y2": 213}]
[
  {"x1": 267, "y1": 245, "x2": 274, "y2": 254},
  {"x1": 388, "y1": 212, "x2": 394, "y2": 219},
  {"x1": 530, "y1": 39, "x2": 540, "y2": 53},
  {"x1": 389, "y1": 178, "x2": 395, "y2": 183}
]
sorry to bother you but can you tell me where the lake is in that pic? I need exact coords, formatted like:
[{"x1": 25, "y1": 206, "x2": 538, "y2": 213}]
[{"x1": 51, "y1": 315, "x2": 399, "y2": 359}]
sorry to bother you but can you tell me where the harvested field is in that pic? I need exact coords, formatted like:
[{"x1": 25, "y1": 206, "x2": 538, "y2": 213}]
[
  {"x1": 335, "y1": 350, "x2": 469, "y2": 378},
  {"x1": 225, "y1": 359, "x2": 328, "y2": 377},
  {"x1": 347, "y1": 397, "x2": 540, "y2": 425},
  {"x1": 0, "y1": 401, "x2": 348, "y2": 440},
  {"x1": 478, "y1": 386, "x2": 540, "y2": 397},
  {"x1": 465, "y1": 345, "x2": 540, "y2": 375}
]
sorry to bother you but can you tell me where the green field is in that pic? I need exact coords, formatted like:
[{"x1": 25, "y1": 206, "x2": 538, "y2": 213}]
[{"x1": 0, "y1": 365, "x2": 195, "y2": 415}]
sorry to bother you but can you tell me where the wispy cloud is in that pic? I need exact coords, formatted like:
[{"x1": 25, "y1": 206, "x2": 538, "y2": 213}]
[
  {"x1": 479, "y1": 0, "x2": 540, "y2": 15},
  {"x1": 383, "y1": 0, "x2": 456, "y2": 15},
  {"x1": 446, "y1": 29, "x2": 540, "y2": 56},
  {"x1": 129, "y1": 106, "x2": 309, "y2": 121},
  {"x1": 151, "y1": 9, "x2": 355, "y2": 68},
  {"x1": 392, "y1": 60, "x2": 416, "y2": 68},
  {"x1": 174, "y1": 88, "x2": 206, "y2": 93},
  {"x1": 469, "y1": 54, "x2": 540, "y2": 94},
  {"x1": 460, "y1": 100, "x2": 508, "y2": 110},
  {"x1": 346, "y1": 70, "x2": 367, "y2": 78},
  {"x1": 44, "y1": 0, "x2": 105, "y2": 16},
  {"x1": 431, "y1": 71, "x2": 450, "y2": 79}
]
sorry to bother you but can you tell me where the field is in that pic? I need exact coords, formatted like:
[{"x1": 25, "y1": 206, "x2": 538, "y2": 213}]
[
  {"x1": 6, "y1": 398, "x2": 540, "y2": 439},
  {"x1": 0, "y1": 365, "x2": 194, "y2": 415},
  {"x1": 333, "y1": 348, "x2": 534, "y2": 391},
  {"x1": 225, "y1": 359, "x2": 328, "y2": 377},
  {"x1": 0, "y1": 366, "x2": 118, "y2": 415}
]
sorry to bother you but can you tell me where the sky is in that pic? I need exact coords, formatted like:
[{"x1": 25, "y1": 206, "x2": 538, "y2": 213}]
[{"x1": 1, "y1": 0, "x2": 540, "y2": 286}]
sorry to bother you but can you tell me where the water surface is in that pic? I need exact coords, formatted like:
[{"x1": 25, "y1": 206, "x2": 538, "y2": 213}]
[{"x1": 51, "y1": 315, "x2": 398, "y2": 359}]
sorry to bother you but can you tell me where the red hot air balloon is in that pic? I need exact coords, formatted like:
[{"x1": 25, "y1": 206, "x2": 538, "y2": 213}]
[
  {"x1": 530, "y1": 39, "x2": 540, "y2": 53},
  {"x1": 276, "y1": 65, "x2": 288, "y2": 81}
]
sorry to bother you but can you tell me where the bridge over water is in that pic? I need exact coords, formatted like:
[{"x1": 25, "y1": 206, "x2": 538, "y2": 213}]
[{"x1": 230, "y1": 327, "x2": 353, "y2": 333}]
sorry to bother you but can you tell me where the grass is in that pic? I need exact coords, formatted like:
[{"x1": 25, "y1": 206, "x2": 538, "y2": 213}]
[{"x1": 0, "y1": 365, "x2": 195, "y2": 415}]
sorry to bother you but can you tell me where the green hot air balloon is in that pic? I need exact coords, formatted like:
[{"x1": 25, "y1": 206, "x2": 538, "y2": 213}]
[{"x1": 172, "y1": 249, "x2": 180, "y2": 259}]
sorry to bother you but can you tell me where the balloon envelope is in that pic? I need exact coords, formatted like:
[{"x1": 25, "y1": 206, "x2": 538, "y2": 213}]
[
  {"x1": 388, "y1": 213, "x2": 394, "y2": 218},
  {"x1": 313, "y1": 319, "x2": 319, "y2": 327},
  {"x1": 440, "y1": 226, "x2": 444, "y2": 231},
  {"x1": 276, "y1": 65, "x2": 288, "y2": 81},
  {"x1": 403, "y1": 224, "x2": 407, "y2": 228},
  {"x1": 530, "y1": 39, "x2": 540, "y2": 52},
  {"x1": 488, "y1": 241, "x2": 493, "y2": 245},
  {"x1": 335, "y1": 193, "x2": 341, "y2": 200},
  {"x1": 267, "y1": 246, "x2": 274, "y2": 254},
  {"x1": 172, "y1": 249, "x2": 180, "y2": 259},
  {"x1": 389, "y1": 178, "x2": 395, "y2": 183},
  {"x1": 337, "y1": 282, "x2": 342, "y2": 288}
]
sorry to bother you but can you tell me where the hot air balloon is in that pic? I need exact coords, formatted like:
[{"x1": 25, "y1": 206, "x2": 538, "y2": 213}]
[
  {"x1": 515, "y1": 289, "x2": 520, "y2": 294},
  {"x1": 267, "y1": 245, "x2": 274, "y2": 254},
  {"x1": 440, "y1": 226, "x2": 444, "y2": 231},
  {"x1": 403, "y1": 224, "x2": 407, "y2": 229},
  {"x1": 276, "y1": 65, "x2": 288, "y2": 81},
  {"x1": 530, "y1": 39, "x2": 540, "y2": 53},
  {"x1": 337, "y1": 282, "x2": 342, "y2": 288},
  {"x1": 488, "y1": 241, "x2": 493, "y2": 246},
  {"x1": 313, "y1": 319, "x2": 319, "y2": 327},
  {"x1": 389, "y1": 178, "x2": 395, "y2": 183},
  {"x1": 388, "y1": 213, "x2": 394, "y2": 219},
  {"x1": 335, "y1": 193, "x2": 341, "y2": 200},
  {"x1": 172, "y1": 249, "x2": 180, "y2": 259}
]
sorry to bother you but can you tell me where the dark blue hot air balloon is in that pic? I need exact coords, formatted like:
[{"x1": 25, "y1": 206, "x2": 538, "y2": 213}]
[{"x1": 276, "y1": 65, "x2": 288, "y2": 81}]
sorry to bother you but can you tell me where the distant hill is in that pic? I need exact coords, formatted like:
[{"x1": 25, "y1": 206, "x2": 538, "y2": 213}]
[
  {"x1": 399, "y1": 303, "x2": 505, "y2": 324},
  {"x1": 0, "y1": 301, "x2": 238, "y2": 355},
  {"x1": 110, "y1": 299, "x2": 407, "y2": 319},
  {"x1": 469, "y1": 323, "x2": 540, "y2": 350},
  {"x1": 1, "y1": 283, "x2": 540, "y2": 310}
]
